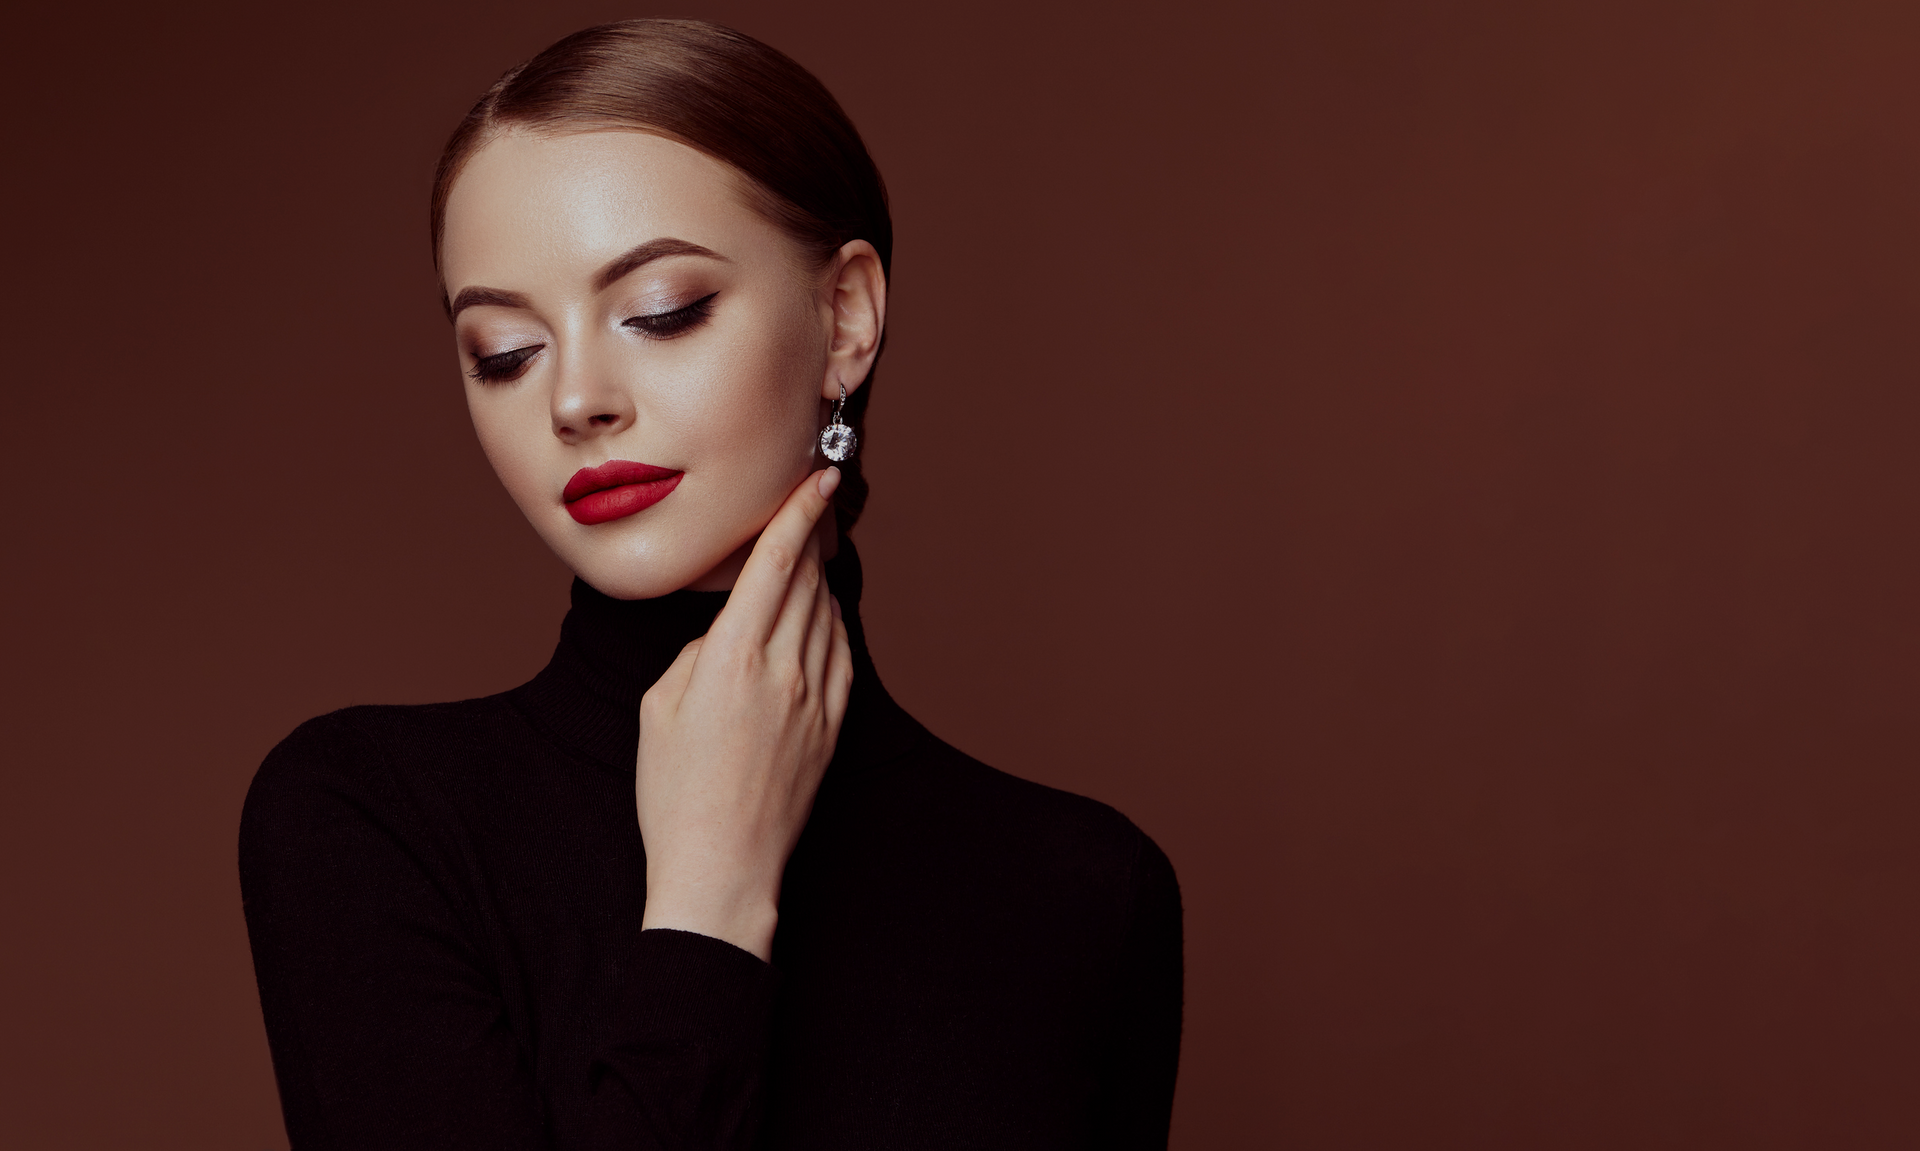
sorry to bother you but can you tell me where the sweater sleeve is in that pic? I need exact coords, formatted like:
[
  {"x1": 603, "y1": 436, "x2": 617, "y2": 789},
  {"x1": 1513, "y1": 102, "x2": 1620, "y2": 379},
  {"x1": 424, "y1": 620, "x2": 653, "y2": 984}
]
[
  {"x1": 1088, "y1": 831, "x2": 1184, "y2": 1149},
  {"x1": 239, "y1": 715, "x2": 779, "y2": 1151}
]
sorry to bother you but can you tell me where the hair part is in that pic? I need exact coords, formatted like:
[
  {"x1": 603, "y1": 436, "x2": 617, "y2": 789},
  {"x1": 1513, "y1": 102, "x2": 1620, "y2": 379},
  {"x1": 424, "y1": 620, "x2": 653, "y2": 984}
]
[{"x1": 431, "y1": 19, "x2": 891, "y2": 533}]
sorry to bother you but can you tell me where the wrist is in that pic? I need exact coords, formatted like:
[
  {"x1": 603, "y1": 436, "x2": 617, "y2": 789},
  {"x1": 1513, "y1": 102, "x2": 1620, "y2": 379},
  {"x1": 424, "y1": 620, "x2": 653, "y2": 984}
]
[{"x1": 641, "y1": 880, "x2": 780, "y2": 961}]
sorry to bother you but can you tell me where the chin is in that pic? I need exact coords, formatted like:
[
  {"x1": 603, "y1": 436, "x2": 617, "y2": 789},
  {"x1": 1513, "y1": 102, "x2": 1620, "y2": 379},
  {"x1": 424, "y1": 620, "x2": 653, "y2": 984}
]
[
  {"x1": 561, "y1": 543, "x2": 709, "y2": 601},
  {"x1": 541, "y1": 518, "x2": 740, "y2": 601},
  {"x1": 571, "y1": 565, "x2": 688, "y2": 601}
]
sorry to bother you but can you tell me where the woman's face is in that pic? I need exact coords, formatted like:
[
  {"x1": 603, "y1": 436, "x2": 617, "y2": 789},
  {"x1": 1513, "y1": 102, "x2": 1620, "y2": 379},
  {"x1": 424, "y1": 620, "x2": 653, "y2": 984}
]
[{"x1": 439, "y1": 129, "x2": 883, "y2": 599}]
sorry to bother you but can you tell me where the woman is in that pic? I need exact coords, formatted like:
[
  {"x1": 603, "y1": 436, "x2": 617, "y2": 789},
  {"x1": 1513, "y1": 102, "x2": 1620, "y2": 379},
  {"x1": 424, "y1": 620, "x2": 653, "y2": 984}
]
[{"x1": 240, "y1": 19, "x2": 1181, "y2": 1150}]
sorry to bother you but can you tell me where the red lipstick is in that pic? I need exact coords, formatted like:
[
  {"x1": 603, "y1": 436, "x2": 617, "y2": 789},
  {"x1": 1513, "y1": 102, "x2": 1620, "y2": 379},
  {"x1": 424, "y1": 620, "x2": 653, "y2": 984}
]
[{"x1": 562, "y1": 460, "x2": 683, "y2": 525}]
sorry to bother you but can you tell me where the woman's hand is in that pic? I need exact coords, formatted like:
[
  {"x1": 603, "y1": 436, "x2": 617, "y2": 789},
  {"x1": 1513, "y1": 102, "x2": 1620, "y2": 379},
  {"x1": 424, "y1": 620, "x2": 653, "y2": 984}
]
[{"x1": 635, "y1": 467, "x2": 854, "y2": 960}]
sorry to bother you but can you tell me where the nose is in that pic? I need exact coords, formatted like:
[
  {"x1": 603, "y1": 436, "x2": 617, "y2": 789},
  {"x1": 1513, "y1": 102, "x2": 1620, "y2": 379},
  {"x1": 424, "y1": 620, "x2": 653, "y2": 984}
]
[{"x1": 549, "y1": 346, "x2": 635, "y2": 444}]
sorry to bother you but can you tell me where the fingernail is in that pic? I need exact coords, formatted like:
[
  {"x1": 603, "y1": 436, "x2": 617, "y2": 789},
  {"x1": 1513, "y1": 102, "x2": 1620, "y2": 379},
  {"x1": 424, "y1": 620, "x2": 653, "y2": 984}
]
[
  {"x1": 830, "y1": 595, "x2": 843, "y2": 620},
  {"x1": 818, "y1": 466, "x2": 841, "y2": 498}
]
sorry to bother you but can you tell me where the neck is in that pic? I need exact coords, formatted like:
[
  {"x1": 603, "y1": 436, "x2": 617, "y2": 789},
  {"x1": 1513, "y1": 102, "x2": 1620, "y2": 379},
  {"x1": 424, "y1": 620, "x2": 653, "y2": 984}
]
[
  {"x1": 685, "y1": 512, "x2": 842, "y2": 593},
  {"x1": 509, "y1": 537, "x2": 894, "y2": 774}
]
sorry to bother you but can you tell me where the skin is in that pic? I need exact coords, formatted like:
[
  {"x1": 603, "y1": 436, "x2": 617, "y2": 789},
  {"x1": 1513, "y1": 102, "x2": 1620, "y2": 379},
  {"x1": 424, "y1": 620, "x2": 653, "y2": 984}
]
[{"x1": 438, "y1": 129, "x2": 887, "y2": 959}]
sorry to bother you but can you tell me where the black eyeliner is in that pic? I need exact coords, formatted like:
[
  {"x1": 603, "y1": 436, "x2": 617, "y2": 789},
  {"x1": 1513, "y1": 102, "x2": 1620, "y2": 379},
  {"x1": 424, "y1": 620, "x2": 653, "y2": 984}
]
[
  {"x1": 468, "y1": 343, "x2": 544, "y2": 383},
  {"x1": 624, "y1": 291, "x2": 719, "y2": 338}
]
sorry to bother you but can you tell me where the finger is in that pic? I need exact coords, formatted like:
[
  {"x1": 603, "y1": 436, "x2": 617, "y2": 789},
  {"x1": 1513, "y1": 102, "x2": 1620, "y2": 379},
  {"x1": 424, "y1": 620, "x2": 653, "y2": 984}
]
[
  {"x1": 767, "y1": 524, "x2": 823, "y2": 660},
  {"x1": 822, "y1": 610, "x2": 853, "y2": 736},
  {"x1": 802, "y1": 569, "x2": 834, "y2": 690},
  {"x1": 719, "y1": 468, "x2": 839, "y2": 645}
]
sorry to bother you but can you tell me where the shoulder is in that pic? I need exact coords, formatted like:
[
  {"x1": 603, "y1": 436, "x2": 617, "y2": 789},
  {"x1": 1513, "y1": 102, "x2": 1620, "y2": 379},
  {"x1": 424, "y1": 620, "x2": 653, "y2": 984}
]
[
  {"x1": 247, "y1": 697, "x2": 503, "y2": 791},
  {"x1": 239, "y1": 697, "x2": 522, "y2": 859},
  {"x1": 258, "y1": 696, "x2": 521, "y2": 773},
  {"x1": 923, "y1": 748, "x2": 1184, "y2": 987},
  {"x1": 932, "y1": 736, "x2": 1168, "y2": 854},
  {"x1": 855, "y1": 730, "x2": 1179, "y2": 911}
]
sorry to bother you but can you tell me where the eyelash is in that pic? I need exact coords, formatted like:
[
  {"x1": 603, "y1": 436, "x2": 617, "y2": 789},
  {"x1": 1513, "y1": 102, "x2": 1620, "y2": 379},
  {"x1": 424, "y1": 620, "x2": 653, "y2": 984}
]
[
  {"x1": 468, "y1": 344, "x2": 544, "y2": 383},
  {"x1": 465, "y1": 292, "x2": 720, "y2": 384},
  {"x1": 624, "y1": 291, "x2": 719, "y2": 339}
]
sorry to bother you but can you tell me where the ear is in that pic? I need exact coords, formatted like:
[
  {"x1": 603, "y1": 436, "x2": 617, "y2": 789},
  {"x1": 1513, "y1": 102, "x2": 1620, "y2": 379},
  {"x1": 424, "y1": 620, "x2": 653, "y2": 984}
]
[{"x1": 819, "y1": 240, "x2": 887, "y2": 401}]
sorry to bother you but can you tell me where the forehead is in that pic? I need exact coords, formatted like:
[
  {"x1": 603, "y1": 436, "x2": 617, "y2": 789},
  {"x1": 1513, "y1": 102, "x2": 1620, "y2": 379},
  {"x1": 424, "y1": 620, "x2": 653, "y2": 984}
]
[{"x1": 440, "y1": 129, "x2": 770, "y2": 288}]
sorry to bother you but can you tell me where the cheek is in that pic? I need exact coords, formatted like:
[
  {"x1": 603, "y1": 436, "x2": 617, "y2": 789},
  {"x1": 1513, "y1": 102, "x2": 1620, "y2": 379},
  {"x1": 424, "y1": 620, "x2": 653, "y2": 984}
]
[
  {"x1": 667, "y1": 301, "x2": 822, "y2": 464},
  {"x1": 465, "y1": 385, "x2": 552, "y2": 507}
]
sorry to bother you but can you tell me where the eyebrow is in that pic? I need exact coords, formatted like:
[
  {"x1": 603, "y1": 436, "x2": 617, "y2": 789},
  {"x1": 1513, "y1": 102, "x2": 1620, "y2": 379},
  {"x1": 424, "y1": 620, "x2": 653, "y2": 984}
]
[
  {"x1": 594, "y1": 237, "x2": 728, "y2": 291},
  {"x1": 447, "y1": 286, "x2": 529, "y2": 319},
  {"x1": 447, "y1": 238, "x2": 728, "y2": 320}
]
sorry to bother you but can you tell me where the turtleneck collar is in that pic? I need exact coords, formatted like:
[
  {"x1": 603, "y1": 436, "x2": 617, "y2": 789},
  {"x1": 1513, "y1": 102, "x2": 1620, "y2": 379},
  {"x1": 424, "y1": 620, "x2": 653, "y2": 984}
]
[{"x1": 509, "y1": 537, "x2": 923, "y2": 778}]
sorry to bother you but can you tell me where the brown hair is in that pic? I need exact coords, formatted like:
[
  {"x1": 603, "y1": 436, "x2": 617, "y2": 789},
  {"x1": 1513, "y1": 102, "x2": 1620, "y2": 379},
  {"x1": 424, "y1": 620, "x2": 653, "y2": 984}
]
[{"x1": 430, "y1": 19, "x2": 892, "y2": 532}]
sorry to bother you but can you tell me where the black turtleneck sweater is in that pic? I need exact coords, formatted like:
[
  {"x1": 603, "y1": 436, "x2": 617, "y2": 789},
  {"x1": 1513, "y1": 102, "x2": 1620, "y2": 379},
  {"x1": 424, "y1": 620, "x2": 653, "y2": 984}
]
[{"x1": 240, "y1": 543, "x2": 1181, "y2": 1150}]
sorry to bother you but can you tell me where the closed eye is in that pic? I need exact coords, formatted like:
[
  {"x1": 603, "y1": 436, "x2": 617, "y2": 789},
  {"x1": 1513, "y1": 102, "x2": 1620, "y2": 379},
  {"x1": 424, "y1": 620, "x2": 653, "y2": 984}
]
[
  {"x1": 624, "y1": 292, "x2": 718, "y2": 340},
  {"x1": 468, "y1": 343, "x2": 544, "y2": 384}
]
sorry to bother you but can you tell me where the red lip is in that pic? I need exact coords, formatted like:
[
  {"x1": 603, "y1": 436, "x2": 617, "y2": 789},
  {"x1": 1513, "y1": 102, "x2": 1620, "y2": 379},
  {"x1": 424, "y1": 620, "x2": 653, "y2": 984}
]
[{"x1": 562, "y1": 460, "x2": 683, "y2": 525}]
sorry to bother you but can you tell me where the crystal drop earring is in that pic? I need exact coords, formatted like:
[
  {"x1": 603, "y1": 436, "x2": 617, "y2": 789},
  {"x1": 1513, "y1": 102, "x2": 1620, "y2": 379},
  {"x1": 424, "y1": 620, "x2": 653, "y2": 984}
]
[{"x1": 819, "y1": 383, "x2": 858, "y2": 463}]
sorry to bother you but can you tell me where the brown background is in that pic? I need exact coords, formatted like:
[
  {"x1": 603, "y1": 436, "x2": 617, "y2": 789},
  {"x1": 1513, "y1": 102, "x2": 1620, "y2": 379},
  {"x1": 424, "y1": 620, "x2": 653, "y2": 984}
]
[{"x1": 4, "y1": 0, "x2": 1918, "y2": 1146}]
